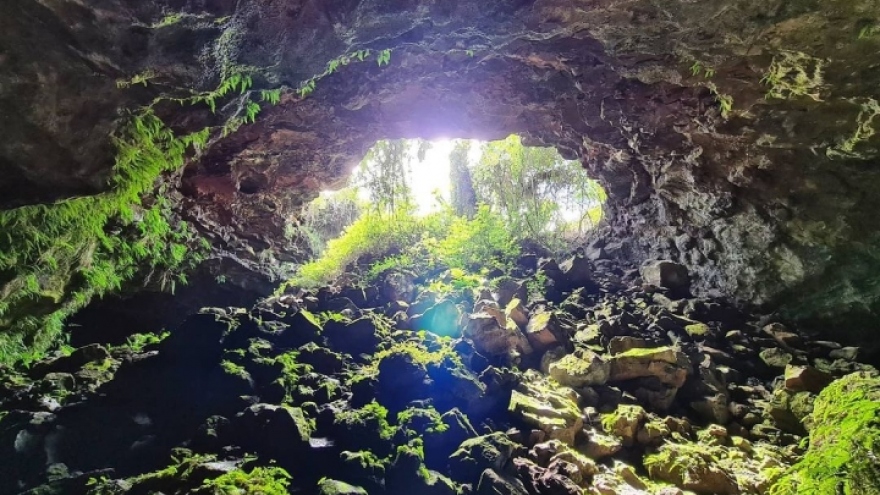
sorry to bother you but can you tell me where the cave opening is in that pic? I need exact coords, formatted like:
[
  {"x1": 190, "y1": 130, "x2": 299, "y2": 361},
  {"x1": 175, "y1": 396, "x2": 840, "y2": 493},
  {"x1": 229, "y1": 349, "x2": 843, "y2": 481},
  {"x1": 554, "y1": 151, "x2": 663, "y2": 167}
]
[
  {"x1": 4, "y1": 1, "x2": 880, "y2": 493},
  {"x1": 288, "y1": 135, "x2": 607, "y2": 294}
]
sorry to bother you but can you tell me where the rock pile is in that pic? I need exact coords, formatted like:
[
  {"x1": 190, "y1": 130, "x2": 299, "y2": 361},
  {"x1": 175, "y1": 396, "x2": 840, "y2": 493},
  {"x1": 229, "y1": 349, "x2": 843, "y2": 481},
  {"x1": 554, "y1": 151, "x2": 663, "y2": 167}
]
[{"x1": 0, "y1": 253, "x2": 877, "y2": 495}]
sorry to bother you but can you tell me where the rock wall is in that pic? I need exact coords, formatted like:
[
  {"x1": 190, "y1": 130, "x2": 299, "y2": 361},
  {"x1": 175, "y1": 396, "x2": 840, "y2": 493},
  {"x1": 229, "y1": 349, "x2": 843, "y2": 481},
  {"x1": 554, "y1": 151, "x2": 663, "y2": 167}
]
[{"x1": 2, "y1": 0, "x2": 880, "y2": 342}]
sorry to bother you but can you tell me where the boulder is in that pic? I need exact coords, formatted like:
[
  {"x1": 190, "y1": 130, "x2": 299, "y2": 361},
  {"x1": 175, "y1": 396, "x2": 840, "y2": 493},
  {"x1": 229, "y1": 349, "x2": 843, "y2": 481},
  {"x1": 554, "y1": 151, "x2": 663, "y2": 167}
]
[
  {"x1": 600, "y1": 405, "x2": 646, "y2": 446},
  {"x1": 762, "y1": 323, "x2": 804, "y2": 349},
  {"x1": 579, "y1": 427, "x2": 623, "y2": 460},
  {"x1": 233, "y1": 404, "x2": 312, "y2": 459},
  {"x1": 509, "y1": 371, "x2": 583, "y2": 445},
  {"x1": 475, "y1": 468, "x2": 529, "y2": 495},
  {"x1": 424, "y1": 409, "x2": 477, "y2": 470},
  {"x1": 548, "y1": 349, "x2": 610, "y2": 387},
  {"x1": 770, "y1": 372, "x2": 880, "y2": 495},
  {"x1": 512, "y1": 457, "x2": 582, "y2": 495},
  {"x1": 317, "y1": 479, "x2": 368, "y2": 495},
  {"x1": 505, "y1": 298, "x2": 530, "y2": 329},
  {"x1": 381, "y1": 270, "x2": 416, "y2": 303},
  {"x1": 608, "y1": 347, "x2": 689, "y2": 388},
  {"x1": 464, "y1": 312, "x2": 530, "y2": 358},
  {"x1": 640, "y1": 261, "x2": 690, "y2": 291},
  {"x1": 784, "y1": 365, "x2": 834, "y2": 393},
  {"x1": 560, "y1": 254, "x2": 595, "y2": 291},
  {"x1": 324, "y1": 318, "x2": 381, "y2": 357},
  {"x1": 491, "y1": 277, "x2": 527, "y2": 308},
  {"x1": 644, "y1": 443, "x2": 739, "y2": 494},
  {"x1": 759, "y1": 347, "x2": 793, "y2": 370},
  {"x1": 525, "y1": 311, "x2": 567, "y2": 352},
  {"x1": 449, "y1": 432, "x2": 522, "y2": 482}
]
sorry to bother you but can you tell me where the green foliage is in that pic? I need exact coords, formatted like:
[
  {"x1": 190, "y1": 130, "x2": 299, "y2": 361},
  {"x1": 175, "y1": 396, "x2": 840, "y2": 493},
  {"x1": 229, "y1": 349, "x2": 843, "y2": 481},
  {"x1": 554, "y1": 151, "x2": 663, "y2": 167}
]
[
  {"x1": 317, "y1": 311, "x2": 350, "y2": 324},
  {"x1": 116, "y1": 331, "x2": 170, "y2": 353},
  {"x1": 859, "y1": 24, "x2": 880, "y2": 39},
  {"x1": 289, "y1": 207, "x2": 423, "y2": 287},
  {"x1": 298, "y1": 48, "x2": 393, "y2": 98},
  {"x1": 116, "y1": 70, "x2": 156, "y2": 88},
  {"x1": 200, "y1": 466, "x2": 292, "y2": 494},
  {"x1": 427, "y1": 268, "x2": 483, "y2": 296},
  {"x1": 397, "y1": 406, "x2": 449, "y2": 435},
  {"x1": 220, "y1": 360, "x2": 250, "y2": 380},
  {"x1": 369, "y1": 337, "x2": 461, "y2": 374},
  {"x1": 689, "y1": 61, "x2": 715, "y2": 78},
  {"x1": 377, "y1": 49, "x2": 393, "y2": 67},
  {"x1": 151, "y1": 13, "x2": 184, "y2": 29},
  {"x1": 298, "y1": 188, "x2": 363, "y2": 257},
  {"x1": 769, "y1": 372, "x2": 880, "y2": 495},
  {"x1": 0, "y1": 109, "x2": 211, "y2": 365},
  {"x1": 429, "y1": 204, "x2": 516, "y2": 271},
  {"x1": 827, "y1": 97, "x2": 880, "y2": 159},
  {"x1": 471, "y1": 135, "x2": 605, "y2": 252},
  {"x1": 335, "y1": 400, "x2": 396, "y2": 441},
  {"x1": 354, "y1": 139, "x2": 416, "y2": 215},
  {"x1": 705, "y1": 83, "x2": 734, "y2": 119},
  {"x1": 0, "y1": 61, "x2": 291, "y2": 365},
  {"x1": 761, "y1": 50, "x2": 825, "y2": 101}
]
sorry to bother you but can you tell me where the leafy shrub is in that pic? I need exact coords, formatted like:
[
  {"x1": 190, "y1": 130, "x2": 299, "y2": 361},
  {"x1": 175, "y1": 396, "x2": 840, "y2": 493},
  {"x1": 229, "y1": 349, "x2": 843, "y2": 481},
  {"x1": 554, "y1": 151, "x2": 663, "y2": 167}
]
[{"x1": 286, "y1": 203, "x2": 513, "y2": 289}]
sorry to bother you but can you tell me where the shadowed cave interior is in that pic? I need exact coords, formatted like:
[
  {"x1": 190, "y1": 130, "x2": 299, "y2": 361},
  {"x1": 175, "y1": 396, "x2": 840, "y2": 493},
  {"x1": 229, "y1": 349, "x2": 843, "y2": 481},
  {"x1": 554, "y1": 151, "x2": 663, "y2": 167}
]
[{"x1": 1, "y1": 1, "x2": 880, "y2": 494}]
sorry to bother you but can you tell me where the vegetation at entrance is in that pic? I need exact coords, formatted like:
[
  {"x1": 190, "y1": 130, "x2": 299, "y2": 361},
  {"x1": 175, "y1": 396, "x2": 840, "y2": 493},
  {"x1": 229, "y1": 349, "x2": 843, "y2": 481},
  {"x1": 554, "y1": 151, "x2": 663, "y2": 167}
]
[{"x1": 286, "y1": 136, "x2": 605, "y2": 289}]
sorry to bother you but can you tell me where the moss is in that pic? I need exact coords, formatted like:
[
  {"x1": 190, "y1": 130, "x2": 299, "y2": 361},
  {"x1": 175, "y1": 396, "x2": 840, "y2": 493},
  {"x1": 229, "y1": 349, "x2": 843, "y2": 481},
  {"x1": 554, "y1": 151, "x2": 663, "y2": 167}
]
[
  {"x1": 600, "y1": 405, "x2": 646, "y2": 440},
  {"x1": 616, "y1": 346, "x2": 676, "y2": 360},
  {"x1": 684, "y1": 323, "x2": 710, "y2": 337},
  {"x1": 199, "y1": 466, "x2": 291, "y2": 494},
  {"x1": 372, "y1": 338, "x2": 460, "y2": 371},
  {"x1": 397, "y1": 406, "x2": 449, "y2": 435},
  {"x1": 220, "y1": 360, "x2": 250, "y2": 380},
  {"x1": 335, "y1": 401, "x2": 396, "y2": 441},
  {"x1": 769, "y1": 372, "x2": 880, "y2": 495}
]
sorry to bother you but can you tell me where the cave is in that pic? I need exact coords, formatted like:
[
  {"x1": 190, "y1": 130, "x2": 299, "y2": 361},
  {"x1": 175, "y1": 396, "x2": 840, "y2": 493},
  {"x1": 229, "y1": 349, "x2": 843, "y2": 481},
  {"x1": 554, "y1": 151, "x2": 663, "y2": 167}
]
[{"x1": 2, "y1": 1, "x2": 880, "y2": 494}]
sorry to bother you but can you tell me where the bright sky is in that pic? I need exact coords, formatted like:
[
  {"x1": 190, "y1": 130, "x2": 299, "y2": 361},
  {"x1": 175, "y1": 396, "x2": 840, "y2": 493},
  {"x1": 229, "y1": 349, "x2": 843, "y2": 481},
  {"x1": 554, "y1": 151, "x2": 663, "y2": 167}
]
[{"x1": 342, "y1": 139, "x2": 485, "y2": 215}]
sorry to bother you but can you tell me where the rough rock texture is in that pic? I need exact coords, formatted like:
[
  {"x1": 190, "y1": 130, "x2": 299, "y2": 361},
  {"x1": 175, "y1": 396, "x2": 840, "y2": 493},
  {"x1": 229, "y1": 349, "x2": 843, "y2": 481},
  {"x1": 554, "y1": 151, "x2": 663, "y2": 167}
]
[
  {"x1": 3, "y1": 1, "x2": 880, "y2": 348},
  {"x1": 2, "y1": 248, "x2": 879, "y2": 495}
]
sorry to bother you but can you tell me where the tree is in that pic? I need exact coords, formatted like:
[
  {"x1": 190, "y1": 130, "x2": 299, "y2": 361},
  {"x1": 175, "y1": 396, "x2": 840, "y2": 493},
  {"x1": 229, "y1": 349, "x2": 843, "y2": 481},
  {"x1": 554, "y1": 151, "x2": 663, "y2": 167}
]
[
  {"x1": 449, "y1": 140, "x2": 477, "y2": 218},
  {"x1": 354, "y1": 139, "x2": 415, "y2": 216},
  {"x1": 470, "y1": 135, "x2": 605, "y2": 250}
]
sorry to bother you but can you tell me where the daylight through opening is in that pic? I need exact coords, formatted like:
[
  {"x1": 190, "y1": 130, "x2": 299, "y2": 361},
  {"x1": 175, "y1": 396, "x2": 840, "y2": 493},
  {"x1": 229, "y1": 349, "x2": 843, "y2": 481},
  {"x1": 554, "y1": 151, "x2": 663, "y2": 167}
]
[{"x1": 289, "y1": 135, "x2": 606, "y2": 292}]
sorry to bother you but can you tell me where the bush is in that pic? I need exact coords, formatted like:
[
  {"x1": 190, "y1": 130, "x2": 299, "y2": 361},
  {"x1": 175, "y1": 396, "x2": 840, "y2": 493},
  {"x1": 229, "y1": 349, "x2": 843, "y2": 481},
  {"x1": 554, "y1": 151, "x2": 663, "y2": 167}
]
[{"x1": 285, "y1": 204, "x2": 514, "y2": 289}]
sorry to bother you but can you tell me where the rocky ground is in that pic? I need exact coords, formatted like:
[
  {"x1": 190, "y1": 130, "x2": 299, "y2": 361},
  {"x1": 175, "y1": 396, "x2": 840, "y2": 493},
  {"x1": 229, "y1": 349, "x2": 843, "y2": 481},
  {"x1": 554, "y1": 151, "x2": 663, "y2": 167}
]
[{"x1": 1, "y1": 251, "x2": 878, "y2": 495}]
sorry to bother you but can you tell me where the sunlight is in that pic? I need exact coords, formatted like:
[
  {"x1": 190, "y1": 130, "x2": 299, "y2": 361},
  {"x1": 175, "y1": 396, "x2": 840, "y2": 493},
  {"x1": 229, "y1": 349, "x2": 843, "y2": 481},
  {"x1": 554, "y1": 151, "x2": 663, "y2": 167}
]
[{"x1": 411, "y1": 139, "x2": 453, "y2": 214}]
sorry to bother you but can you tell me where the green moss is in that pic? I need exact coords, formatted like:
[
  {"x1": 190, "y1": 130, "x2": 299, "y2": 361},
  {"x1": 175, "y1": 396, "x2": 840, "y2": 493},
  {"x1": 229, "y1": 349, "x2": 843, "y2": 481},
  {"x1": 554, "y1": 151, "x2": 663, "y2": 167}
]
[
  {"x1": 616, "y1": 346, "x2": 675, "y2": 359},
  {"x1": 221, "y1": 360, "x2": 250, "y2": 380},
  {"x1": 769, "y1": 372, "x2": 880, "y2": 495},
  {"x1": 112, "y1": 331, "x2": 169, "y2": 354},
  {"x1": 397, "y1": 406, "x2": 449, "y2": 435},
  {"x1": 335, "y1": 401, "x2": 396, "y2": 441},
  {"x1": 684, "y1": 323, "x2": 710, "y2": 337},
  {"x1": 368, "y1": 338, "x2": 461, "y2": 374},
  {"x1": 200, "y1": 466, "x2": 291, "y2": 494}
]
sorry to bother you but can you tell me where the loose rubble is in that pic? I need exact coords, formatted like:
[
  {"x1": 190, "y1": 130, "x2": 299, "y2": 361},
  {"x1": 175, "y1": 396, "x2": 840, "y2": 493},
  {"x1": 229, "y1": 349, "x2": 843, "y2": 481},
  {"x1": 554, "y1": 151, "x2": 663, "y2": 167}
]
[{"x1": 1, "y1": 254, "x2": 878, "y2": 495}]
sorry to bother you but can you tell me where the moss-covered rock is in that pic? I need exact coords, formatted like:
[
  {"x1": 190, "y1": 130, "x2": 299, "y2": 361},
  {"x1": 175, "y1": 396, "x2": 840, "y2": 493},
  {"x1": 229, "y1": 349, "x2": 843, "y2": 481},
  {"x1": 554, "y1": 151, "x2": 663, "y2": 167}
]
[
  {"x1": 449, "y1": 432, "x2": 522, "y2": 483},
  {"x1": 608, "y1": 346, "x2": 690, "y2": 388},
  {"x1": 509, "y1": 371, "x2": 583, "y2": 445},
  {"x1": 317, "y1": 478, "x2": 368, "y2": 495},
  {"x1": 600, "y1": 404, "x2": 647, "y2": 446},
  {"x1": 769, "y1": 372, "x2": 880, "y2": 495},
  {"x1": 548, "y1": 348, "x2": 610, "y2": 387}
]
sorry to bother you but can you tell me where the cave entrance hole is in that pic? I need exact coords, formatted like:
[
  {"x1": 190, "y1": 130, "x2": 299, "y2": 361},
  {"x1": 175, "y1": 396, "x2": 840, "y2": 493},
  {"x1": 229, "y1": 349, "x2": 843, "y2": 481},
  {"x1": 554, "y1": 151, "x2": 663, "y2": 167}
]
[{"x1": 289, "y1": 135, "x2": 606, "y2": 293}]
